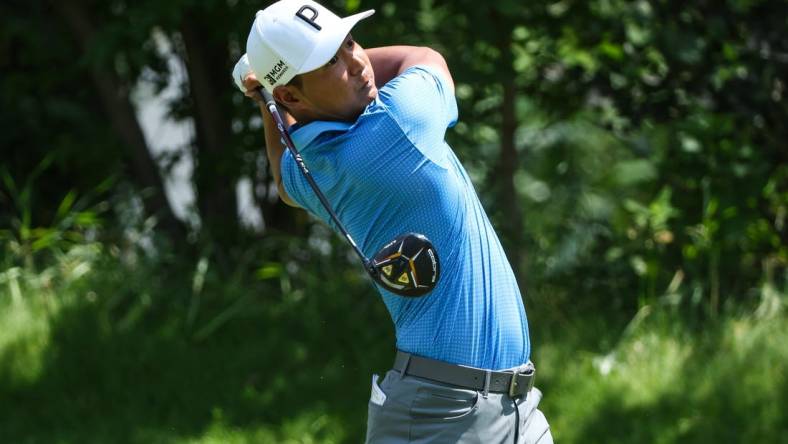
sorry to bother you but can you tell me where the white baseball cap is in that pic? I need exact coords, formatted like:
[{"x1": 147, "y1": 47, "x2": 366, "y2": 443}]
[{"x1": 246, "y1": 0, "x2": 375, "y2": 93}]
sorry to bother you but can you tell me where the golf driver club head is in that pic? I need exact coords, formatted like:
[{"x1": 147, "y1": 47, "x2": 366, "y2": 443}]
[{"x1": 370, "y1": 233, "x2": 440, "y2": 297}]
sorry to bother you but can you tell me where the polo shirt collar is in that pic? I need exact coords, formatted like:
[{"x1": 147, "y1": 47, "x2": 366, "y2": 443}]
[{"x1": 289, "y1": 120, "x2": 353, "y2": 152}]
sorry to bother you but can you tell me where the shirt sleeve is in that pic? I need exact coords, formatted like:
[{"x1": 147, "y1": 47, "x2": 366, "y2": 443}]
[
  {"x1": 280, "y1": 149, "x2": 308, "y2": 209},
  {"x1": 377, "y1": 65, "x2": 458, "y2": 153}
]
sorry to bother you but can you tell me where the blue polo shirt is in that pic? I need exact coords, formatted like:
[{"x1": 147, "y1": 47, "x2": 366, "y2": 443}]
[{"x1": 281, "y1": 65, "x2": 529, "y2": 370}]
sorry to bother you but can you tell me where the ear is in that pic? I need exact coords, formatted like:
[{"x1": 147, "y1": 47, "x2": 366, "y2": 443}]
[{"x1": 273, "y1": 85, "x2": 301, "y2": 110}]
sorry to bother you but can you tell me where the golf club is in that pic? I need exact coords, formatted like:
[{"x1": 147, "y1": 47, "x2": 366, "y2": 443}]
[{"x1": 257, "y1": 87, "x2": 439, "y2": 297}]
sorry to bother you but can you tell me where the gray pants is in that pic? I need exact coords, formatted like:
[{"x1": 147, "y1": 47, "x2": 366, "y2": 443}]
[{"x1": 365, "y1": 368, "x2": 553, "y2": 443}]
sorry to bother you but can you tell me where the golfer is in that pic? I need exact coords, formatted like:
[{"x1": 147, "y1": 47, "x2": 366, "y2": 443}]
[{"x1": 233, "y1": 1, "x2": 553, "y2": 442}]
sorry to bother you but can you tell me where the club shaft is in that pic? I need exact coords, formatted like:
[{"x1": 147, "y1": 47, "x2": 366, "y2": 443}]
[{"x1": 258, "y1": 88, "x2": 372, "y2": 271}]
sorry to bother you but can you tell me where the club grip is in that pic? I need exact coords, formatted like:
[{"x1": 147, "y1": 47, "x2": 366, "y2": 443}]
[
  {"x1": 255, "y1": 87, "x2": 276, "y2": 113},
  {"x1": 257, "y1": 87, "x2": 274, "y2": 104}
]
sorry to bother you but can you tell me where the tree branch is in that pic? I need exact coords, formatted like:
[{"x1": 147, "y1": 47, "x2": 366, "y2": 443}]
[{"x1": 52, "y1": 0, "x2": 185, "y2": 240}]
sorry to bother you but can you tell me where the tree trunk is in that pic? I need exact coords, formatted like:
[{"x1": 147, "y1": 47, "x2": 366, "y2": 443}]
[
  {"x1": 179, "y1": 15, "x2": 240, "y2": 248},
  {"x1": 497, "y1": 78, "x2": 524, "y2": 278},
  {"x1": 52, "y1": 0, "x2": 185, "y2": 240},
  {"x1": 482, "y1": 11, "x2": 524, "y2": 280}
]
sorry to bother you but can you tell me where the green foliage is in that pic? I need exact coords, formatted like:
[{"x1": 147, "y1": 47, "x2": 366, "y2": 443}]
[
  {"x1": 4, "y1": 0, "x2": 785, "y2": 308},
  {"x1": 537, "y1": 285, "x2": 788, "y2": 443},
  {"x1": 2, "y1": 0, "x2": 788, "y2": 442},
  {"x1": 0, "y1": 157, "x2": 112, "y2": 270},
  {"x1": 0, "y1": 238, "x2": 786, "y2": 443},
  {"x1": 0, "y1": 224, "x2": 393, "y2": 442}
]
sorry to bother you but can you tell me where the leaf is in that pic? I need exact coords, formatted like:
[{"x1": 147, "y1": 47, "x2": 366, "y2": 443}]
[
  {"x1": 193, "y1": 295, "x2": 256, "y2": 341},
  {"x1": 26, "y1": 154, "x2": 54, "y2": 185},
  {"x1": 256, "y1": 262, "x2": 283, "y2": 280},
  {"x1": 0, "y1": 167, "x2": 18, "y2": 200},
  {"x1": 74, "y1": 211, "x2": 101, "y2": 228},
  {"x1": 598, "y1": 41, "x2": 624, "y2": 60},
  {"x1": 31, "y1": 229, "x2": 60, "y2": 252},
  {"x1": 55, "y1": 190, "x2": 78, "y2": 223},
  {"x1": 613, "y1": 160, "x2": 657, "y2": 186}
]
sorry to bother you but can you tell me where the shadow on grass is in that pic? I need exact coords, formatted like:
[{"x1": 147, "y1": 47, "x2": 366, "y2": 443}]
[
  {"x1": 0, "y1": 275, "x2": 395, "y2": 443},
  {"x1": 572, "y1": 317, "x2": 788, "y2": 444}
]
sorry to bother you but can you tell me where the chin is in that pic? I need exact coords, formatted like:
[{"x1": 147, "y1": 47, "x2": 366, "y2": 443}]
[
  {"x1": 360, "y1": 87, "x2": 376, "y2": 104},
  {"x1": 346, "y1": 89, "x2": 377, "y2": 121},
  {"x1": 364, "y1": 87, "x2": 378, "y2": 104}
]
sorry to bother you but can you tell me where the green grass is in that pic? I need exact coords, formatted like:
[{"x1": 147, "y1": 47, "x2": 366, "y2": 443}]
[
  {"x1": 536, "y1": 303, "x2": 788, "y2": 443},
  {"x1": 1, "y1": 243, "x2": 786, "y2": 443}
]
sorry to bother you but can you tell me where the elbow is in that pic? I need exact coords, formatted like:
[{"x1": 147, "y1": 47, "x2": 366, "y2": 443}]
[
  {"x1": 420, "y1": 47, "x2": 454, "y2": 91},
  {"x1": 425, "y1": 47, "x2": 445, "y2": 60},
  {"x1": 420, "y1": 47, "x2": 447, "y2": 66}
]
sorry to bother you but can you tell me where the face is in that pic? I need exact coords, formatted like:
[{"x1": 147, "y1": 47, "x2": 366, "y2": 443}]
[{"x1": 276, "y1": 34, "x2": 377, "y2": 123}]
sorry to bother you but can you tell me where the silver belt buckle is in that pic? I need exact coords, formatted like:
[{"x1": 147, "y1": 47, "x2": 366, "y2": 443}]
[{"x1": 508, "y1": 367, "x2": 535, "y2": 398}]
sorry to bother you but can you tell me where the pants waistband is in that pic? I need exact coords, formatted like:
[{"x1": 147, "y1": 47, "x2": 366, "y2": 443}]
[{"x1": 392, "y1": 350, "x2": 535, "y2": 398}]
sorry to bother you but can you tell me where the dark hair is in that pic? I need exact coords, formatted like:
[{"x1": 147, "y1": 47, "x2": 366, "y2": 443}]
[
  {"x1": 287, "y1": 75, "x2": 302, "y2": 88},
  {"x1": 275, "y1": 75, "x2": 302, "y2": 113}
]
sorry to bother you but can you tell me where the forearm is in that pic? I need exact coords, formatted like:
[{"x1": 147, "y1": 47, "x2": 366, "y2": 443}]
[
  {"x1": 365, "y1": 46, "x2": 454, "y2": 91},
  {"x1": 233, "y1": 53, "x2": 299, "y2": 207},
  {"x1": 259, "y1": 102, "x2": 299, "y2": 207}
]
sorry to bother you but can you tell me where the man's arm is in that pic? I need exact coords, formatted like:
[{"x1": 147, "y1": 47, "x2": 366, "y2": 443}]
[
  {"x1": 241, "y1": 74, "x2": 300, "y2": 208},
  {"x1": 365, "y1": 46, "x2": 454, "y2": 92},
  {"x1": 233, "y1": 55, "x2": 299, "y2": 207},
  {"x1": 261, "y1": 102, "x2": 300, "y2": 208}
]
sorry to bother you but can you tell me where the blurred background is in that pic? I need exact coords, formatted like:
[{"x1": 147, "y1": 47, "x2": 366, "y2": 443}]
[{"x1": 1, "y1": 0, "x2": 787, "y2": 442}]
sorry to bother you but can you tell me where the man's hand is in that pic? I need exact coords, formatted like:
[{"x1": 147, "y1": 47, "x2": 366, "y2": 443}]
[{"x1": 242, "y1": 75, "x2": 264, "y2": 102}]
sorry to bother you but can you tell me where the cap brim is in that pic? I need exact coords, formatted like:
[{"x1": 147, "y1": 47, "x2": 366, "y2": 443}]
[{"x1": 298, "y1": 9, "x2": 375, "y2": 75}]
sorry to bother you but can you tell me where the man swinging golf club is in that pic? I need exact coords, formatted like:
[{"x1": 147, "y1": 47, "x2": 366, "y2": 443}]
[{"x1": 233, "y1": 0, "x2": 553, "y2": 442}]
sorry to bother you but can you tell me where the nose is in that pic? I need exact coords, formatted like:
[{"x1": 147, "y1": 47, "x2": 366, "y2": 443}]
[{"x1": 345, "y1": 49, "x2": 365, "y2": 77}]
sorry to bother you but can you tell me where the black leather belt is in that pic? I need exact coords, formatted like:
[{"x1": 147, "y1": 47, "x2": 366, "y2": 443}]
[{"x1": 393, "y1": 350, "x2": 535, "y2": 398}]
